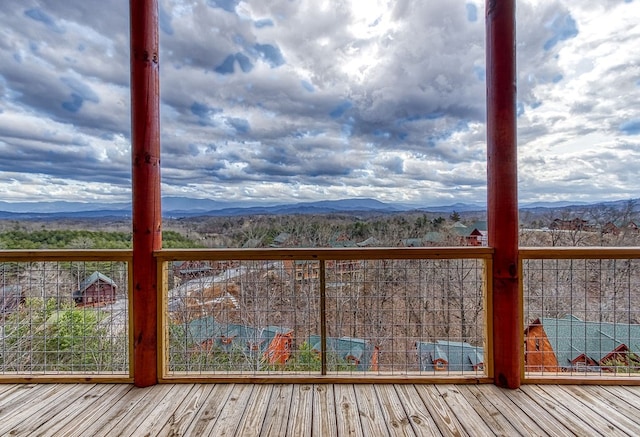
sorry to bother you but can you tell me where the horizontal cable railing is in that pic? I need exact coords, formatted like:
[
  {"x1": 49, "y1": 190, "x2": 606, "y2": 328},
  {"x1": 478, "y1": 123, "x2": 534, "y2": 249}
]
[
  {"x1": 157, "y1": 248, "x2": 492, "y2": 382},
  {"x1": 521, "y1": 247, "x2": 640, "y2": 382},
  {"x1": 0, "y1": 250, "x2": 132, "y2": 382}
]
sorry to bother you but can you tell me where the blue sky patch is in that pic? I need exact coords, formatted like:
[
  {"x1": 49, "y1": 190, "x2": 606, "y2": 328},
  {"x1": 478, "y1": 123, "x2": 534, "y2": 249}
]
[
  {"x1": 62, "y1": 93, "x2": 84, "y2": 112},
  {"x1": 215, "y1": 54, "x2": 237, "y2": 74},
  {"x1": 208, "y1": 0, "x2": 240, "y2": 13},
  {"x1": 190, "y1": 101, "x2": 221, "y2": 125},
  {"x1": 254, "y1": 19, "x2": 274, "y2": 28},
  {"x1": 228, "y1": 117, "x2": 250, "y2": 134},
  {"x1": 61, "y1": 77, "x2": 99, "y2": 103},
  {"x1": 544, "y1": 13, "x2": 578, "y2": 51},
  {"x1": 620, "y1": 119, "x2": 640, "y2": 135},
  {"x1": 473, "y1": 65, "x2": 485, "y2": 81},
  {"x1": 330, "y1": 101, "x2": 352, "y2": 118},
  {"x1": 466, "y1": 4, "x2": 478, "y2": 22},
  {"x1": 24, "y1": 8, "x2": 63, "y2": 33},
  {"x1": 235, "y1": 53, "x2": 253, "y2": 72},
  {"x1": 254, "y1": 44, "x2": 285, "y2": 67},
  {"x1": 301, "y1": 80, "x2": 315, "y2": 92}
]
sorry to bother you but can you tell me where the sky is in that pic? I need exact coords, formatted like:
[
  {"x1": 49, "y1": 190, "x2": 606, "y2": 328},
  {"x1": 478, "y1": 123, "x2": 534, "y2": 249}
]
[{"x1": 0, "y1": 0, "x2": 638, "y2": 207}]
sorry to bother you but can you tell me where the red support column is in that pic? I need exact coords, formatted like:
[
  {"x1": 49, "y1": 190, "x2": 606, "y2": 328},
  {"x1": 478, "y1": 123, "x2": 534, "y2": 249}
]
[
  {"x1": 130, "y1": 0, "x2": 161, "y2": 387},
  {"x1": 486, "y1": 0, "x2": 521, "y2": 388}
]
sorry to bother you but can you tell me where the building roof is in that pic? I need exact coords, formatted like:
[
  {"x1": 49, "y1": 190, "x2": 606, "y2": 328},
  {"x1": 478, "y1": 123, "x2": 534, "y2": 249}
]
[
  {"x1": 308, "y1": 335, "x2": 377, "y2": 371},
  {"x1": 416, "y1": 340, "x2": 484, "y2": 372},
  {"x1": 356, "y1": 237, "x2": 382, "y2": 247},
  {"x1": 530, "y1": 315, "x2": 640, "y2": 369},
  {"x1": 75, "y1": 271, "x2": 117, "y2": 295},
  {"x1": 187, "y1": 316, "x2": 292, "y2": 355}
]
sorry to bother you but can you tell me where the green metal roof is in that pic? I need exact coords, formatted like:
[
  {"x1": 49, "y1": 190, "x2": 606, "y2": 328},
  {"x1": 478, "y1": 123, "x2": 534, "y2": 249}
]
[
  {"x1": 536, "y1": 315, "x2": 640, "y2": 369},
  {"x1": 416, "y1": 340, "x2": 484, "y2": 372}
]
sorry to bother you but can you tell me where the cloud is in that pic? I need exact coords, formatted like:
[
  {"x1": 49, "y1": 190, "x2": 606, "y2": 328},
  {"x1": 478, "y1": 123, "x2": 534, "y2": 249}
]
[{"x1": 0, "y1": 0, "x2": 638, "y2": 206}]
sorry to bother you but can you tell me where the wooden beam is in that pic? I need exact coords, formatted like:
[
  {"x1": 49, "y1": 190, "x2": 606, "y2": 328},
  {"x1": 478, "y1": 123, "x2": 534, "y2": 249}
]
[
  {"x1": 486, "y1": 0, "x2": 521, "y2": 388},
  {"x1": 130, "y1": 0, "x2": 161, "y2": 387}
]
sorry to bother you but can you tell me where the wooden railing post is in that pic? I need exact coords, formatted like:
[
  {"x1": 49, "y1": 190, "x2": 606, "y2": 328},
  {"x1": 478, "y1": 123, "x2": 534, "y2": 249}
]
[
  {"x1": 130, "y1": 0, "x2": 161, "y2": 387},
  {"x1": 486, "y1": 0, "x2": 521, "y2": 388}
]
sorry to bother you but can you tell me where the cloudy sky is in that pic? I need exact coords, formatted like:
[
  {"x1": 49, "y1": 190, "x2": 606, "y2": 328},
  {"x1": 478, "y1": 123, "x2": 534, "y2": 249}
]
[{"x1": 0, "y1": 0, "x2": 638, "y2": 207}]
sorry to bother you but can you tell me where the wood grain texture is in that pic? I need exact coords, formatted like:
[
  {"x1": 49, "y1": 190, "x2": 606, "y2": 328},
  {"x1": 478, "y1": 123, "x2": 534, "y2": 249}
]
[{"x1": 0, "y1": 383, "x2": 639, "y2": 436}]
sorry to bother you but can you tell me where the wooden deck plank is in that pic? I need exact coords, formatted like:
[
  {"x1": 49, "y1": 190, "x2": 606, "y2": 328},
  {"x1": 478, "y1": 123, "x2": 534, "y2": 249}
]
[
  {"x1": 94, "y1": 384, "x2": 176, "y2": 437},
  {"x1": 394, "y1": 385, "x2": 442, "y2": 437},
  {"x1": 207, "y1": 384, "x2": 254, "y2": 436},
  {"x1": 455, "y1": 385, "x2": 526, "y2": 436},
  {"x1": 38, "y1": 384, "x2": 134, "y2": 437},
  {"x1": 17, "y1": 384, "x2": 115, "y2": 437},
  {"x1": 182, "y1": 383, "x2": 236, "y2": 436},
  {"x1": 334, "y1": 384, "x2": 364, "y2": 437},
  {"x1": 287, "y1": 384, "x2": 314, "y2": 437},
  {"x1": 543, "y1": 386, "x2": 635, "y2": 436},
  {"x1": 373, "y1": 384, "x2": 415, "y2": 436},
  {"x1": 494, "y1": 385, "x2": 575, "y2": 436},
  {"x1": 353, "y1": 384, "x2": 393, "y2": 437},
  {"x1": 0, "y1": 384, "x2": 96, "y2": 436},
  {"x1": 121, "y1": 384, "x2": 195, "y2": 437},
  {"x1": 563, "y1": 385, "x2": 640, "y2": 435},
  {"x1": 312, "y1": 384, "x2": 337, "y2": 437},
  {"x1": 0, "y1": 383, "x2": 59, "y2": 412},
  {"x1": 235, "y1": 383, "x2": 272, "y2": 436},
  {"x1": 519, "y1": 385, "x2": 614, "y2": 436},
  {"x1": 155, "y1": 384, "x2": 217, "y2": 437},
  {"x1": 1, "y1": 383, "x2": 640, "y2": 436},
  {"x1": 600, "y1": 385, "x2": 640, "y2": 408},
  {"x1": 62, "y1": 385, "x2": 160, "y2": 437},
  {"x1": 436, "y1": 384, "x2": 510, "y2": 436},
  {"x1": 581, "y1": 386, "x2": 640, "y2": 428},
  {"x1": 412, "y1": 384, "x2": 469, "y2": 437},
  {"x1": 260, "y1": 383, "x2": 294, "y2": 437}
]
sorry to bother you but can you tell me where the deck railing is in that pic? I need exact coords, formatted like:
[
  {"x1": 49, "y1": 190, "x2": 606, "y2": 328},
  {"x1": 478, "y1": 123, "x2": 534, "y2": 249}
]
[
  {"x1": 0, "y1": 250, "x2": 132, "y2": 382},
  {"x1": 3, "y1": 247, "x2": 640, "y2": 383},
  {"x1": 521, "y1": 247, "x2": 640, "y2": 383},
  {"x1": 156, "y1": 248, "x2": 492, "y2": 383}
]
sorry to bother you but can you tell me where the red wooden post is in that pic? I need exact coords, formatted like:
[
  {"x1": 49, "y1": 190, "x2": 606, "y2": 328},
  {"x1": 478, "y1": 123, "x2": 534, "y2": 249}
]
[
  {"x1": 130, "y1": 0, "x2": 161, "y2": 387},
  {"x1": 486, "y1": 0, "x2": 521, "y2": 388}
]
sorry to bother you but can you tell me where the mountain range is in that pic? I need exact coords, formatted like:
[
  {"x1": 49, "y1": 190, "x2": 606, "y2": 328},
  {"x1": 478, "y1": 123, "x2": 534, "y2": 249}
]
[{"x1": 0, "y1": 197, "x2": 635, "y2": 220}]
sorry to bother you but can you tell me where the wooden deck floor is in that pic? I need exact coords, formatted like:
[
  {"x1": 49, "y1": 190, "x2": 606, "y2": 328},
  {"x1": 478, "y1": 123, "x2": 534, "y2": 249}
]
[{"x1": 1, "y1": 383, "x2": 639, "y2": 436}]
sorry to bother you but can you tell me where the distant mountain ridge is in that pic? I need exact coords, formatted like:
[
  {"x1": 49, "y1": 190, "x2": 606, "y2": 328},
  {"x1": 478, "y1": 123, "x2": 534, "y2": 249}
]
[{"x1": 0, "y1": 197, "x2": 636, "y2": 219}]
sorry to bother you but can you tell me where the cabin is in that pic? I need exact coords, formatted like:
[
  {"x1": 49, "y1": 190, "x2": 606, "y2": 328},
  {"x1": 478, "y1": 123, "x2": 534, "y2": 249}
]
[
  {"x1": 187, "y1": 316, "x2": 293, "y2": 365},
  {"x1": 309, "y1": 335, "x2": 379, "y2": 371},
  {"x1": 167, "y1": 275, "x2": 240, "y2": 322},
  {"x1": 73, "y1": 272, "x2": 117, "y2": 307},
  {"x1": 283, "y1": 259, "x2": 320, "y2": 282},
  {"x1": 549, "y1": 218, "x2": 593, "y2": 231},
  {"x1": 524, "y1": 315, "x2": 640, "y2": 373},
  {"x1": 416, "y1": 340, "x2": 484, "y2": 372},
  {"x1": 270, "y1": 232, "x2": 295, "y2": 247}
]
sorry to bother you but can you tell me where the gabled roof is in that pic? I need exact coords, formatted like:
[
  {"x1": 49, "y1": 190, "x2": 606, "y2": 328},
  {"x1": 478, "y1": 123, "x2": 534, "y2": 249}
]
[
  {"x1": 469, "y1": 221, "x2": 487, "y2": 232},
  {"x1": 530, "y1": 315, "x2": 640, "y2": 369},
  {"x1": 308, "y1": 335, "x2": 377, "y2": 371},
  {"x1": 401, "y1": 238, "x2": 423, "y2": 247},
  {"x1": 424, "y1": 232, "x2": 444, "y2": 243},
  {"x1": 187, "y1": 316, "x2": 292, "y2": 354},
  {"x1": 77, "y1": 272, "x2": 117, "y2": 293},
  {"x1": 416, "y1": 340, "x2": 484, "y2": 371},
  {"x1": 356, "y1": 237, "x2": 382, "y2": 247},
  {"x1": 242, "y1": 238, "x2": 262, "y2": 248}
]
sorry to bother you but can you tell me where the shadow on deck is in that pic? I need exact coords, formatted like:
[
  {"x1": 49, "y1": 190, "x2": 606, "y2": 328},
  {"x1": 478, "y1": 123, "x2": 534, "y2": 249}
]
[{"x1": 1, "y1": 383, "x2": 639, "y2": 435}]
